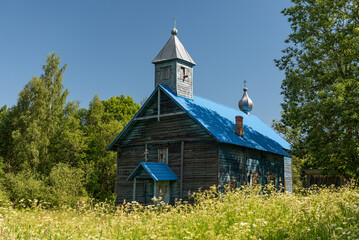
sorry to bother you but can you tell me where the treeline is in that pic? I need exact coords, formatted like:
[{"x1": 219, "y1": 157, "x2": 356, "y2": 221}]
[
  {"x1": 0, "y1": 53, "x2": 141, "y2": 206},
  {"x1": 273, "y1": 0, "x2": 359, "y2": 182}
]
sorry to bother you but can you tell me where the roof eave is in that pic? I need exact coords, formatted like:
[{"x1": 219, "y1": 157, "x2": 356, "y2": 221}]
[
  {"x1": 106, "y1": 85, "x2": 162, "y2": 151},
  {"x1": 152, "y1": 57, "x2": 196, "y2": 66}
]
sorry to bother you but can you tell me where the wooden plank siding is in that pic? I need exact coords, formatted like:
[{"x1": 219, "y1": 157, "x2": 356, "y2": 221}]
[
  {"x1": 176, "y1": 62, "x2": 193, "y2": 99},
  {"x1": 115, "y1": 88, "x2": 218, "y2": 205},
  {"x1": 136, "y1": 89, "x2": 183, "y2": 119},
  {"x1": 114, "y1": 87, "x2": 288, "y2": 205},
  {"x1": 181, "y1": 140, "x2": 218, "y2": 200},
  {"x1": 218, "y1": 143, "x2": 285, "y2": 189},
  {"x1": 116, "y1": 140, "x2": 218, "y2": 204}
]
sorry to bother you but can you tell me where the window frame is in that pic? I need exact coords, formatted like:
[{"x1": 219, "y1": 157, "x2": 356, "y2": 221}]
[
  {"x1": 158, "y1": 148, "x2": 168, "y2": 164},
  {"x1": 180, "y1": 66, "x2": 188, "y2": 81}
]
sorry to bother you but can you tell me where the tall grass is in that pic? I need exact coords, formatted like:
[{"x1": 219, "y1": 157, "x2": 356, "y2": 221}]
[{"x1": 0, "y1": 185, "x2": 358, "y2": 239}]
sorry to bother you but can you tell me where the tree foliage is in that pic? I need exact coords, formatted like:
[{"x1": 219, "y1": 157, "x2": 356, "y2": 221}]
[
  {"x1": 11, "y1": 53, "x2": 69, "y2": 174},
  {"x1": 275, "y1": 0, "x2": 359, "y2": 177},
  {"x1": 49, "y1": 163, "x2": 87, "y2": 206},
  {"x1": 0, "y1": 106, "x2": 14, "y2": 173},
  {"x1": 83, "y1": 94, "x2": 140, "y2": 200},
  {"x1": 0, "y1": 53, "x2": 141, "y2": 205}
]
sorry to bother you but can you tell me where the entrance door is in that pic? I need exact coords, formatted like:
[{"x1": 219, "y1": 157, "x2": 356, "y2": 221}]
[
  {"x1": 145, "y1": 180, "x2": 153, "y2": 204},
  {"x1": 157, "y1": 181, "x2": 170, "y2": 204}
]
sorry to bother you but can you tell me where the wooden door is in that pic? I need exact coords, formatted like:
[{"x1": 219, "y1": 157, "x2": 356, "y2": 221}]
[
  {"x1": 145, "y1": 181, "x2": 153, "y2": 204},
  {"x1": 157, "y1": 181, "x2": 170, "y2": 204}
]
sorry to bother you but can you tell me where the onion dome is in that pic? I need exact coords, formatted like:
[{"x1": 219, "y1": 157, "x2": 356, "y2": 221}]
[{"x1": 238, "y1": 86, "x2": 254, "y2": 114}]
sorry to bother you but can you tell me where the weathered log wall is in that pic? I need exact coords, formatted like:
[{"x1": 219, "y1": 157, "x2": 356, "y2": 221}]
[
  {"x1": 218, "y1": 143, "x2": 285, "y2": 189},
  {"x1": 115, "y1": 89, "x2": 218, "y2": 205},
  {"x1": 114, "y1": 88, "x2": 289, "y2": 205}
]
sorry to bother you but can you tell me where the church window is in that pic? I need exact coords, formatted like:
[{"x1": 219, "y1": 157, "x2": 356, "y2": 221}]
[
  {"x1": 158, "y1": 148, "x2": 168, "y2": 164},
  {"x1": 180, "y1": 67, "x2": 187, "y2": 80},
  {"x1": 160, "y1": 66, "x2": 171, "y2": 80}
]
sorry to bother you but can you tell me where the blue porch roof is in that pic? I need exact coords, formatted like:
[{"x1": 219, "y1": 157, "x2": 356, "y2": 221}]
[{"x1": 127, "y1": 162, "x2": 179, "y2": 181}]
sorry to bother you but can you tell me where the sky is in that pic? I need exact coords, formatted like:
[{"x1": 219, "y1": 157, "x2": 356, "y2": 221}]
[{"x1": 0, "y1": 0, "x2": 292, "y2": 126}]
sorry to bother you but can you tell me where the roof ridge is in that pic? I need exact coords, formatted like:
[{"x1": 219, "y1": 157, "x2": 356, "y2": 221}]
[
  {"x1": 159, "y1": 84, "x2": 250, "y2": 117},
  {"x1": 109, "y1": 84, "x2": 291, "y2": 157},
  {"x1": 193, "y1": 94, "x2": 251, "y2": 118}
]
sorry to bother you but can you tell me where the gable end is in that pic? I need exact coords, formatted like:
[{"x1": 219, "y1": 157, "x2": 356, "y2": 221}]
[{"x1": 107, "y1": 85, "x2": 217, "y2": 151}]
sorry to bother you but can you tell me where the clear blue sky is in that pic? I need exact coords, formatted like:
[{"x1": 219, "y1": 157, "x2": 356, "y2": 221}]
[{"x1": 0, "y1": 0, "x2": 292, "y2": 125}]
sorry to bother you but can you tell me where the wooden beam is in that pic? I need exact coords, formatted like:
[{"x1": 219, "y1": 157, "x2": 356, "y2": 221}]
[
  {"x1": 133, "y1": 177, "x2": 136, "y2": 201},
  {"x1": 217, "y1": 142, "x2": 220, "y2": 186},
  {"x1": 134, "y1": 111, "x2": 186, "y2": 121},
  {"x1": 144, "y1": 180, "x2": 147, "y2": 205},
  {"x1": 119, "y1": 138, "x2": 210, "y2": 148},
  {"x1": 157, "y1": 88, "x2": 160, "y2": 121},
  {"x1": 154, "y1": 180, "x2": 157, "y2": 198},
  {"x1": 180, "y1": 141, "x2": 184, "y2": 198}
]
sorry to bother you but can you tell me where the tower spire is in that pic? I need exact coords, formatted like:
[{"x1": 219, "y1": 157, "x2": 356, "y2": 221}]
[
  {"x1": 152, "y1": 24, "x2": 196, "y2": 99},
  {"x1": 152, "y1": 23, "x2": 195, "y2": 65},
  {"x1": 171, "y1": 17, "x2": 178, "y2": 35}
]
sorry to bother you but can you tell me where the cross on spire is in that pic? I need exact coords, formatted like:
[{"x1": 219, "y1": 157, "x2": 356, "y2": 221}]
[
  {"x1": 173, "y1": 17, "x2": 177, "y2": 29},
  {"x1": 243, "y1": 80, "x2": 247, "y2": 88}
]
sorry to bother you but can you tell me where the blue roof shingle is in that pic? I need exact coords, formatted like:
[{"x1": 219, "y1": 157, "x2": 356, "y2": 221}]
[
  {"x1": 108, "y1": 84, "x2": 291, "y2": 157},
  {"x1": 159, "y1": 85, "x2": 291, "y2": 157},
  {"x1": 127, "y1": 162, "x2": 179, "y2": 181}
]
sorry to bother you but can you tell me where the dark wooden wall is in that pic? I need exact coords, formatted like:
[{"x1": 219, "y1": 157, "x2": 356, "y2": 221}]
[
  {"x1": 114, "y1": 88, "x2": 288, "y2": 205},
  {"x1": 218, "y1": 143, "x2": 285, "y2": 189},
  {"x1": 115, "y1": 89, "x2": 218, "y2": 205}
]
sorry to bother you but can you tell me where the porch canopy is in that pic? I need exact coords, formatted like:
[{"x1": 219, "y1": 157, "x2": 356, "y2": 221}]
[
  {"x1": 127, "y1": 162, "x2": 178, "y2": 181},
  {"x1": 127, "y1": 162, "x2": 178, "y2": 201}
]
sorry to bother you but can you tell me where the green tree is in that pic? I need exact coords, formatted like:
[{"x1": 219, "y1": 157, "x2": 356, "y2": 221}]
[
  {"x1": 275, "y1": 0, "x2": 359, "y2": 178},
  {"x1": 0, "y1": 105, "x2": 15, "y2": 172},
  {"x1": 102, "y1": 95, "x2": 141, "y2": 126},
  {"x1": 48, "y1": 100, "x2": 87, "y2": 168},
  {"x1": 84, "y1": 94, "x2": 140, "y2": 201},
  {"x1": 11, "y1": 53, "x2": 69, "y2": 174},
  {"x1": 0, "y1": 53, "x2": 142, "y2": 205}
]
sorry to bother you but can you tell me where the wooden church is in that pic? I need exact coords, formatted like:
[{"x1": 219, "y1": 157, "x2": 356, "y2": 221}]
[{"x1": 107, "y1": 27, "x2": 292, "y2": 205}]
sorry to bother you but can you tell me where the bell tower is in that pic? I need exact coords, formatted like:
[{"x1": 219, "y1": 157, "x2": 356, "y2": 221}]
[{"x1": 152, "y1": 27, "x2": 196, "y2": 99}]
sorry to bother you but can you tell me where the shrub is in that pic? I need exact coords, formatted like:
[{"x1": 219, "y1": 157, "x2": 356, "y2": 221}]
[
  {"x1": 49, "y1": 163, "x2": 87, "y2": 206},
  {"x1": 2, "y1": 170, "x2": 50, "y2": 207}
]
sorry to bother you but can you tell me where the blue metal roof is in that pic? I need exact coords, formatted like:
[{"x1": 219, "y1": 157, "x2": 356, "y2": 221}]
[
  {"x1": 127, "y1": 162, "x2": 179, "y2": 181},
  {"x1": 159, "y1": 85, "x2": 291, "y2": 157},
  {"x1": 107, "y1": 84, "x2": 291, "y2": 157}
]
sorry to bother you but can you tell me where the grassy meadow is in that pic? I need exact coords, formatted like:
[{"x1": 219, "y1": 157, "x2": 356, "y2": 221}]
[{"x1": 0, "y1": 185, "x2": 359, "y2": 239}]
